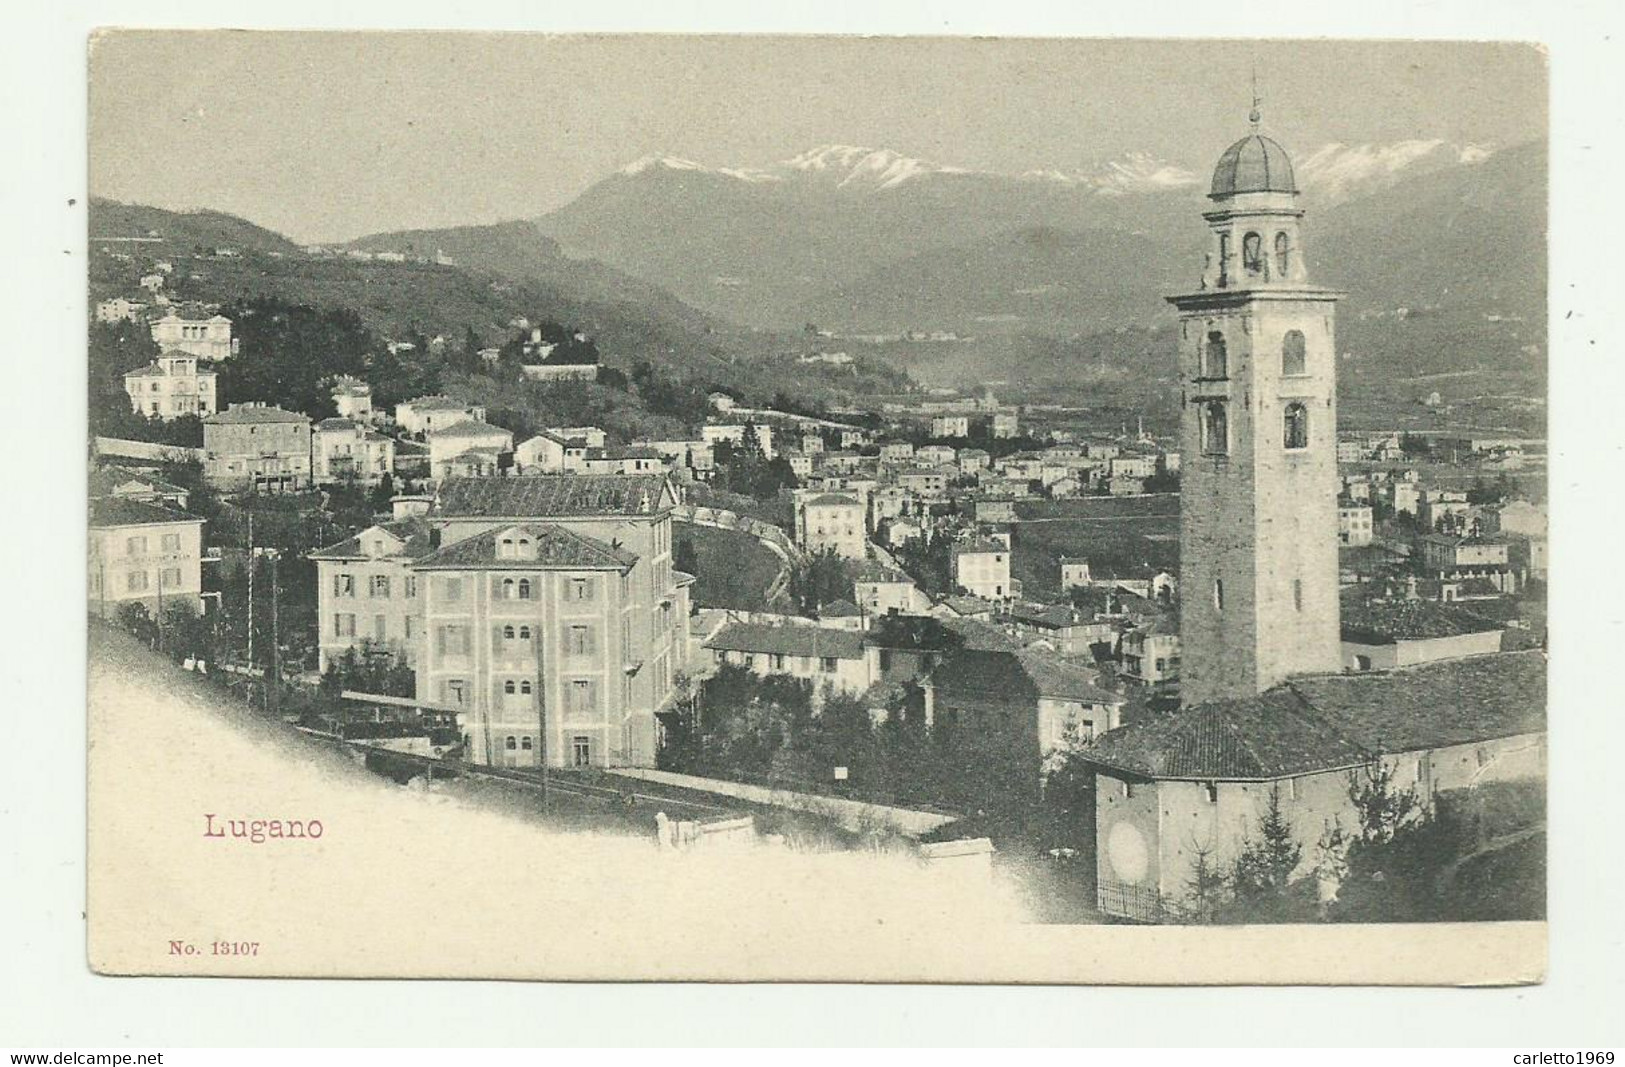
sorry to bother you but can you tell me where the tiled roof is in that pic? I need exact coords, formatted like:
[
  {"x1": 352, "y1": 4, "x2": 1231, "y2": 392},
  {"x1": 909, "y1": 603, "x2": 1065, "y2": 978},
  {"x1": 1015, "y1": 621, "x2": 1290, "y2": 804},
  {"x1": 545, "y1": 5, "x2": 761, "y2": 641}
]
[
  {"x1": 1005, "y1": 601, "x2": 1084, "y2": 629},
  {"x1": 404, "y1": 395, "x2": 470, "y2": 410},
  {"x1": 434, "y1": 474, "x2": 675, "y2": 519},
  {"x1": 413, "y1": 523, "x2": 638, "y2": 572},
  {"x1": 819, "y1": 599, "x2": 863, "y2": 618},
  {"x1": 1081, "y1": 651, "x2": 1547, "y2": 780},
  {"x1": 1012, "y1": 651, "x2": 1123, "y2": 704},
  {"x1": 867, "y1": 613, "x2": 1022, "y2": 652},
  {"x1": 88, "y1": 465, "x2": 186, "y2": 499},
  {"x1": 806, "y1": 493, "x2": 861, "y2": 506},
  {"x1": 928, "y1": 648, "x2": 1123, "y2": 706},
  {"x1": 705, "y1": 622, "x2": 865, "y2": 660},
  {"x1": 308, "y1": 519, "x2": 435, "y2": 562},
  {"x1": 316, "y1": 418, "x2": 358, "y2": 431},
  {"x1": 1081, "y1": 690, "x2": 1372, "y2": 780},
  {"x1": 1340, "y1": 597, "x2": 1504, "y2": 643},
  {"x1": 431, "y1": 419, "x2": 511, "y2": 439},
  {"x1": 204, "y1": 406, "x2": 309, "y2": 425},
  {"x1": 1289, "y1": 652, "x2": 1545, "y2": 755},
  {"x1": 953, "y1": 540, "x2": 1007, "y2": 557},
  {"x1": 90, "y1": 498, "x2": 203, "y2": 529}
]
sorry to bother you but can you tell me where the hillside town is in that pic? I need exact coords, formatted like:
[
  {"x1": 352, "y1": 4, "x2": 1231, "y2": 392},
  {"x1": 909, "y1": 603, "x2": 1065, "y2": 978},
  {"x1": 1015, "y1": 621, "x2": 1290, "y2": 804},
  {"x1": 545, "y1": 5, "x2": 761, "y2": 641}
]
[{"x1": 88, "y1": 113, "x2": 1546, "y2": 926}]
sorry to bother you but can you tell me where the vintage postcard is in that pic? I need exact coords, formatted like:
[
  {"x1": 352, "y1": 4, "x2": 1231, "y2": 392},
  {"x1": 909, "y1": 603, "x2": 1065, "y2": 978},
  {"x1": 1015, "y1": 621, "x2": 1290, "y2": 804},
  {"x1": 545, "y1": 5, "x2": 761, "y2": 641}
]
[{"x1": 85, "y1": 32, "x2": 1548, "y2": 983}]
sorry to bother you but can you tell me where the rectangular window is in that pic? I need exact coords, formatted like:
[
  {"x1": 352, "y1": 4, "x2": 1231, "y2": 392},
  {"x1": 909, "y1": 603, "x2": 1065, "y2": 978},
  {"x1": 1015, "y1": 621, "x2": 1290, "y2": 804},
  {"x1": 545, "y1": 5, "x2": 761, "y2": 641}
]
[
  {"x1": 161, "y1": 567, "x2": 181, "y2": 589},
  {"x1": 572, "y1": 735, "x2": 592, "y2": 768},
  {"x1": 570, "y1": 680, "x2": 595, "y2": 714},
  {"x1": 438, "y1": 626, "x2": 469, "y2": 655},
  {"x1": 374, "y1": 614, "x2": 387, "y2": 640},
  {"x1": 570, "y1": 577, "x2": 595, "y2": 602},
  {"x1": 371, "y1": 575, "x2": 390, "y2": 598},
  {"x1": 161, "y1": 533, "x2": 181, "y2": 551},
  {"x1": 335, "y1": 613, "x2": 355, "y2": 637},
  {"x1": 126, "y1": 570, "x2": 149, "y2": 592},
  {"x1": 404, "y1": 616, "x2": 415, "y2": 639},
  {"x1": 569, "y1": 625, "x2": 593, "y2": 656},
  {"x1": 771, "y1": 653, "x2": 786, "y2": 670},
  {"x1": 821, "y1": 657, "x2": 838, "y2": 673},
  {"x1": 125, "y1": 536, "x2": 148, "y2": 556},
  {"x1": 438, "y1": 576, "x2": 463, "y2": 602},
  {"x1": 404, "y1": 576, "x2": 417, "y2": 599},
  {"x1": 334, "y1": 573, "x2": 354, "y2": 597},
  {"x1": 444, "y1": 680, "x2": 467, "y2": 706}
]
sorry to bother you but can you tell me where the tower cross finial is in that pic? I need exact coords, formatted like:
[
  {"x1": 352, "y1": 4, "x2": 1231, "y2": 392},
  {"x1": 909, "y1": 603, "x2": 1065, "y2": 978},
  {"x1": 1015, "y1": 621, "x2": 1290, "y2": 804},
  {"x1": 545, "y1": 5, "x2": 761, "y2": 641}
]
[{"x1": 1249, "y1": 65, "x2": 1262, "y2": 128}]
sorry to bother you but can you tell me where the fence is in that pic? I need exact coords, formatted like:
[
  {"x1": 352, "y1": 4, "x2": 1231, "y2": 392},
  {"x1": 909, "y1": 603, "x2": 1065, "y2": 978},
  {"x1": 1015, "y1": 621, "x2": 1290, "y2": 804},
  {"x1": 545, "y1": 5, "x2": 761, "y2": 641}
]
[
  {"x1": 612, "y1": 767, "x2": 958, "y2": 838},
  {"x1": 93, "y1": 437, "x2": 205, "y2": 463}
]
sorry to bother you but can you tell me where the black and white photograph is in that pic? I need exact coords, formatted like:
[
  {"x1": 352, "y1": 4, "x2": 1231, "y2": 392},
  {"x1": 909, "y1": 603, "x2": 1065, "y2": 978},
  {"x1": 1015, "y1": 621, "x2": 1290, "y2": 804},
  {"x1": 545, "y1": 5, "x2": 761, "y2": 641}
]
[{"x1": 74, "y1": 32, "x2": 1562, "y2": 983}]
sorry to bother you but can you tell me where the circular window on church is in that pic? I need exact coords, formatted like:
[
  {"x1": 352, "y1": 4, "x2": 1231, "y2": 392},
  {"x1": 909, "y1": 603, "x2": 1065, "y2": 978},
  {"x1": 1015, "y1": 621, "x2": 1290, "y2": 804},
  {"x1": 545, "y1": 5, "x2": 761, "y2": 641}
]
[{"x1": 1107, "y1": 821, "x2": 1150, "y2": 884}]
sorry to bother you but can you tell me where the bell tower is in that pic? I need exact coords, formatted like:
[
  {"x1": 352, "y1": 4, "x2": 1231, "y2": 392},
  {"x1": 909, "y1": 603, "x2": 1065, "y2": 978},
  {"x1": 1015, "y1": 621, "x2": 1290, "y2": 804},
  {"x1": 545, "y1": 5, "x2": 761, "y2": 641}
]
[{"x1": 1168, "y1": 105, "x2": 1343, "y2": 706}]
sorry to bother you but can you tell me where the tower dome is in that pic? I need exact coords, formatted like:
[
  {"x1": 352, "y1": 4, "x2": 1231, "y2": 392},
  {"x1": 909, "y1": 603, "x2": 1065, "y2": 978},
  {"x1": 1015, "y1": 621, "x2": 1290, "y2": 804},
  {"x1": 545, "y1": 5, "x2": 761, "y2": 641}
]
[{"x1": 1209, "y1": 134, "x2": 1297, "y2": 197}]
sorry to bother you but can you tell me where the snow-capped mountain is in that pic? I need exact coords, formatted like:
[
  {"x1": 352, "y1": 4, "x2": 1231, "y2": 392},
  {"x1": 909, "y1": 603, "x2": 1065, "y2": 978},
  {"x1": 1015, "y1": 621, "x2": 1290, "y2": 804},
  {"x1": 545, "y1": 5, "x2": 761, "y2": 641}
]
[
  {"x1": 615, "y1": 143, "x2": 1203, "y2": 196},
  {"x1": 533, "y1": 137, "x2": 1530, "y2": 329},
  {"x1": 1295, "y1": 139, "x2": 1497, "y2": 203}
]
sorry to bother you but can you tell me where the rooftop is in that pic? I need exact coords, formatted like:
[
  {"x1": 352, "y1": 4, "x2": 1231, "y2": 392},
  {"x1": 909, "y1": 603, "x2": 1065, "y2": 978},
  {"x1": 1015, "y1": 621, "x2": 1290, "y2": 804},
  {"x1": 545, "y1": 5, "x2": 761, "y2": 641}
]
[
  {"x1": 309, "y1": 519, "x2": 435, "y2": 563},
  {"x1": 928, "y1": 648, "x2": 1122, "y2": 706},
  {"x1": 1340, "y1": 596, "x2": 1505, "y2": 644},
  {"x1": 90, "y1": 497, "x2": 203, "y2": 530},
  {"x1": 434, "y1": 474, "x2": 676, "y2": 519},
  {"x1": 413, "y1": 523, "x2": 638, "y2": 572},
  {"x1": 1210, "y1": 132, "x2": 1298, "y2": 197},
  {"x1": 705, "y1": 621, "x2": 866, "y2": 660},
  {"x1": 431, "y1": 419, "x2": 511, "y2": 439},
  {"x1": 1081, "y1": 651, "x2": 1546, "y2": 781},
  {"x1": 203, "y1": 405, "x2": 308, "y2": 426}
]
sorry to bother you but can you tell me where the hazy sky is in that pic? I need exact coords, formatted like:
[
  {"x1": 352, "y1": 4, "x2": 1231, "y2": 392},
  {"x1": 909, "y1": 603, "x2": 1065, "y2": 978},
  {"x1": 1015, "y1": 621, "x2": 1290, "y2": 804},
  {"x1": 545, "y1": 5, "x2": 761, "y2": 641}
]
[{"x1": 89, "y1": 33, "x2": 1546, "y2": 243}]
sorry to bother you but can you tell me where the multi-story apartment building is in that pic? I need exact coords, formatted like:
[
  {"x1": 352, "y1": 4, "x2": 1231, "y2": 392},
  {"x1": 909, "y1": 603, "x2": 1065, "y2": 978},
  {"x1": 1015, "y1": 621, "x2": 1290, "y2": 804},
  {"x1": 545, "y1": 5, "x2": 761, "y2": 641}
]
[
  {"x1": 798, "y1": 493, "x2": 867, "y2": 560},
  {"x1": 310, "y1": 519, "x2": 434, "y2": 671},
  {"x1": 953, "y1": 540, "x2": 1013, "y2": 600},
  {"x1": 123, "y1": 351, "x2": 218, "y2": 420},
  {"x1": 1337, "y1": 503, "x2": 1375, "y2": 546},
  {"x1": 313, "y1": 418, "x2": 396, "y2": 486},
  {"x1": 989, "y1": 412, "x2": 1020, "y2": 439},
  {"x1": 703, "y1": 622, "x2": 872, "y2": 695},
  {"x1": 1118, "y1": 621, "x2": 1181, "y2": 688},
  {"x1": 395, "y1": 396, "x2": 487, "y2": 436},
  {"x1": 95, "y1": 297, "x2": 147, "y2": 323},
  {"x1": 88, "y1": 498, "x2": 205, "y2": 618},
  {"x1": 201, "y1": 404, "x2": 312, "y2": 492},
  {"x1": 931, "y1": 415, "x2": 970, "y2": 439},
  {"x1": 700, "y1": 423, "x2": 775, "y2": 460},
  {"x1": 150, "y1": 310, "x2": 236, "y2": 360},
  {"x1": 330, "y1": 377, "x2": 375, "y2": 423},
  {"x1": 412, "y1": 475, "x2": 690, "y2": 769},
  {"x1": 427, "y1": 420, "x2": 514, "y2": 482}
]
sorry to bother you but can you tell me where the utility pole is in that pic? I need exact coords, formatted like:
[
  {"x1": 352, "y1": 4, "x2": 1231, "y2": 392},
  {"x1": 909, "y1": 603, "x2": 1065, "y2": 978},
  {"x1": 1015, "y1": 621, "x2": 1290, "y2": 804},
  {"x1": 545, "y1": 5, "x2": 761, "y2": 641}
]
[
  {"x1": 245, "y1": 511, "x2": 255, "y2": 667},
  {"x1": 268, "y1": 549, "x2": 281, "y2": 716}
]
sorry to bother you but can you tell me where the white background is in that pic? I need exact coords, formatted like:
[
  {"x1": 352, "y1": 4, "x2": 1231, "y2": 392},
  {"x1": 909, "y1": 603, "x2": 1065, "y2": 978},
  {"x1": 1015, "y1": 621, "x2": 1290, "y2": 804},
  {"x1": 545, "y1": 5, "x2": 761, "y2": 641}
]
[{"x1": 3, "y1": 0, "x2": 1621, "y2": 1048}]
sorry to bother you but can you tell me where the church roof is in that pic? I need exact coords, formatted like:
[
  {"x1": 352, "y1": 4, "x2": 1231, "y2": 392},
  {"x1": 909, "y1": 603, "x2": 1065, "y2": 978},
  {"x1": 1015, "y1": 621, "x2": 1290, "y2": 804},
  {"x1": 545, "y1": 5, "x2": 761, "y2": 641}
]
[{"x1": 1210, "y1": 133, "x2": 1298, "y2": 197}]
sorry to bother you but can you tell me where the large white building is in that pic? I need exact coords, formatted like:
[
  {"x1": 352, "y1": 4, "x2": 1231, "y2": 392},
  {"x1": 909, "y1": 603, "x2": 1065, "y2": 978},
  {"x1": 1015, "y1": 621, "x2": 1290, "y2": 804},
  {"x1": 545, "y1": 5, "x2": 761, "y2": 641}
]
[
  {"x1": 798, "y1": 493, "x2": 867, "y2": 560},
  {"x1": 410, "y1": 475, "x2": 692, "y2": 769},
  {"x1": 123, "y1": 351, "x2": 218, "y2": 420},
  {"x1": 313, "y1": 418, "x2": 396, "y2": 486},
  {"x1": 89, "y1": 498, "x2": 206, "y2": 618},
  {"x1": 953, "y1": 540, "x2": 1013, "y2": 601},
  {"x1": 150, "y1": 310, "x2": 236, "y2": 361}
]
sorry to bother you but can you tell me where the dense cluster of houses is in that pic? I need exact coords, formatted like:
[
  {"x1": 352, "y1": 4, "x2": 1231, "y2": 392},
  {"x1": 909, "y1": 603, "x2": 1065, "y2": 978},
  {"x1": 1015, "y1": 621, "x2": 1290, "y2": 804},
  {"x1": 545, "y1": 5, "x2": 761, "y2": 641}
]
[{"x1": 88, "y1": 118, "x2": 1548, "y2": 924}]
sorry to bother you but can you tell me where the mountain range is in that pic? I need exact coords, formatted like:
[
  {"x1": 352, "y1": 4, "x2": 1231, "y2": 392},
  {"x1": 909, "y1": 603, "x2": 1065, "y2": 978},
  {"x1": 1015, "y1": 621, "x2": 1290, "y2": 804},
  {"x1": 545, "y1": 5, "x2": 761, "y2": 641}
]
[{"x1": 515, "y1": 139, "x2": 1541, "y2": 334}]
